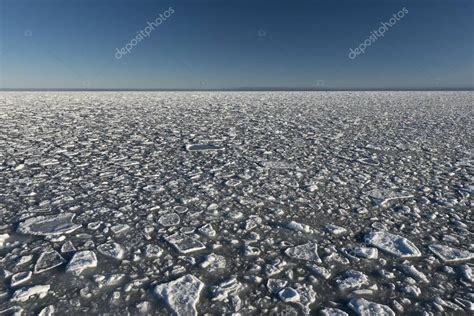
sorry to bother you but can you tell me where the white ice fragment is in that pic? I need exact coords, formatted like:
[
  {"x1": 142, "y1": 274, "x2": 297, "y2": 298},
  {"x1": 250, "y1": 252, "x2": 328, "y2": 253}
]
[
  {"x1": 399, "y1": 264, "x2": 429, "y2": 283},
  {"x1": 350, "y1": 246, "x2": 378, "y2": 259},
  {"x1": 210, "y1": 277, "x2": 243, "y2": 301},
  {"x1": 144, "y1": 244, "x2": 163, "y2": 259},
  {"x1": 285, "y1": 243, "x2": 321, "y2": 262},
  {"x1": 198, "y1": 223, "x2": 216, "y2": 237},
  {"x1": 61, "y1": 240, "x2": 76, "y2": 253},
  {"x1": 335, "y1": 270, "x2": 369, "y2": 291},
  {"x1": 457, "y1": 265, "x2": 473, "y2": 283},
  {"x1": 285, "y1": 221, "x2": 313, "y2": 233},
  {"x1": 154, "y1": 274, "x2": 204, "y2": 316},
  {"x1": 164, "y1": 233, "x2": 206, "y2": 254},
  {"x1": 325, "y1": 224, "x2": 347, "y2": 235},
  {"x1": 158, "y1": 213, "x2": 180, "y2": 227},
  {"x1": 200, "y1": 253, "x2": 226, "y2": 271},
  {"x1": 348, "y1": 298, "x2": 395, "y2": 316},
  {"x1": 11, "y1": 285, "x2": 50, "y2": 302},
  {"x1": 110, "y1": 224, "x2": 130, "y2": 235},
  {"x1": 97, "y1": 242, "x2": 125, "y2": 260},
  {"x1": 366, "y1": 189, "x2": 413, "y2": 206},
  {"x1": 17, "y1": 213, "x2": 81, "y2": 236},
  {"x1": 428, "y1": 244, "x2": 473, "y2": 263},
  {"x1": 306, "y1": 264, "x2": 331, "y2": 279},
  {"x1": 320, "y1": 308, "x2": 349, "y2": 316},
  {"x1": 0, "y1": 234, "x2": 9, "y2": 248},
  {"x1": 365, "y1": 231, "x2": 421, "y2": 258},
  {"x1": 186, "y1": 144, "x2": 224, "y2": 152},
  {"x1": 34, "y1": 250, "x2": 66, "y2": 274},
  {"x1": 38, "y1": 305, "x2": 55, "y2": 316},
  {"x1": 67, "y1": 251, "x2": 97, "y2": 275}
]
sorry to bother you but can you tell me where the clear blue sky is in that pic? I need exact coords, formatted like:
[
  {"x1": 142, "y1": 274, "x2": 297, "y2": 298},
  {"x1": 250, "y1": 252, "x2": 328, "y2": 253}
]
[{"x1": 0, "y1": 0, "x2": 472, "y2": 89}]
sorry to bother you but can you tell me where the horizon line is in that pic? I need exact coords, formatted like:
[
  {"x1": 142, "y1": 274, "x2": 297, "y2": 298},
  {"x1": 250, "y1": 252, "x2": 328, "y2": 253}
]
[{"x1": 1, "y1": 87, "x2": 473, "y2": 92}]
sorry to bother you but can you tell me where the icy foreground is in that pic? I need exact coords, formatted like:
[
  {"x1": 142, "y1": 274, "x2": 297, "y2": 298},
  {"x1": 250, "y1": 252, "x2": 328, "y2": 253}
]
[{"x1": 0, "y1": 91, "x2": 473, "y2": 314}]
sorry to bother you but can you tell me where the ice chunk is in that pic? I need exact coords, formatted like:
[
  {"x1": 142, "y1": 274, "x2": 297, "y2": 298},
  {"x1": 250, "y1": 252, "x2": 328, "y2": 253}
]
[
  {"x1": 158, "y1": 213, "x2": 180, "y2": 227},
  {"x1": 38, "y1": 305, "x2": 55, "y2": 316},
  {"x1": 335, "y1": 270, "x2": 369, "y2": 291},
  {"x1": 428, "y1": 244, "x2": 473, "y2": 263},
  {"x1": 320, "y1": 308, "x2": 349, "y2": 316},
  {"x1": 285, "y1": 243, "x2": 321, "y2": 262},
  {"x1": 11, "y1": 285, "x2": 50, "y2": 302},
  {"x1": 17, "y1": 213, "x2": 81, "y2": 236},
  {"x1": 365, "y1": 231, "x2": 421, "y2": 257},
  {"x1": 197, "y1": 223, "x2": 216, "y2": 237},
  {"x1": 457, "y1": 265, "x2": 473, "y2": 283},
  {"x1": 325, "y1": 224, "x2": 347, "y2": 235},
  {"x1": 154, "y1": 274, "x2": 204, "y2": 316},
  {"x1": 110, "y1": 224, "x2": 130, "y2": 235},
  {"x1": 210, "y1": 277, "x2": 243, "y2": 301},
  {"x1": 10, "y1": 271, "x2": 32, "y2": 287},
  {"x1": 144, "y1": 244, "x2": 163, "y2": 259},
  {"x1": 366, "y1": 189, "x2": 413, "y2": 206},
  {"x1": 349, "y1": 246, "x2": 378, "y2": 259},
  {"x1": 200, "y1": 253, "x2": 226, "y2": 271},
  {"x1": 164, "y1": 233, "x2": 206, "y2": 254},
  {"x1": 399, "y1": 264, "x2": 429, "y2": 283},
  {"x1": 348, "y1": 298, "x2": 395, "y2": 316},
  {"x1": 97, "y1": 242, "x2": 125, "y2": 260},
  {"x1": 61, "y1": 241, "x2": 76, "y2": 253},
  {"x1": 278, "y1": 287, "x2": 300, "y2": 303},
  {"x1": 0, "y1": 234, "x2": 9, "y2": 248},
  {"x1": 34, "y1": 250, "x2": 66, "y2": 274},
  {"x1": 186, "y1": 144, "x2": 224, "y2": 152},
  {"x1": 67, "y1": 251, "x2": 97, "y2": 275},
  {"x1": 285, "y1": 221, "x2": 313, "y2": 233},
  {"x1": 307, "y1": 264, "x2": 331, "y2": 279}
]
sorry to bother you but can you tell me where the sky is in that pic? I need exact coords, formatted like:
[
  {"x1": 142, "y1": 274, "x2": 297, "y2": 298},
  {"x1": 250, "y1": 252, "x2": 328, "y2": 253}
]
[{"x1": 0, "y1": 0, "x2": 473, "y2": 90}]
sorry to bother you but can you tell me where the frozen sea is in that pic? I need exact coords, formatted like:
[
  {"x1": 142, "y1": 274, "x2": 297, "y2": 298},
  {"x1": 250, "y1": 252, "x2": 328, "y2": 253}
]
[{"x1": 0, "y1": 91, "x2": 473, "y2": 315}]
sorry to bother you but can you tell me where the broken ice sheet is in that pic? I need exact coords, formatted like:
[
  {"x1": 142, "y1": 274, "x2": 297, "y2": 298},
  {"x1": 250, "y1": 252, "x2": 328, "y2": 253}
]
[
  {"x1": 17, "y1": 213, "x2": 81, "y2": 236},
  {"x1": 365, "y1": 231, "x2": 421, "y2": 258},
  {"x1": 154, "y1": 274, "x2": 204, "y2": 316}
]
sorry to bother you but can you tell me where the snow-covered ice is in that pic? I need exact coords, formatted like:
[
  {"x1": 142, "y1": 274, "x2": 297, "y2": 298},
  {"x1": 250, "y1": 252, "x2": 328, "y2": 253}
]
[{"x1": 154, "y1": 274, "x2": 204, "y2": 316}]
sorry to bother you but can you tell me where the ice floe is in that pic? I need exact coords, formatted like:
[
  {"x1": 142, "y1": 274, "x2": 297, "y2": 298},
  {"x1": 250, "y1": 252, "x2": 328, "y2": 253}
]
[
  {"x1": 154, "y1": 274, "x2": 204, "y2": 316},
  {"x1": 428, "y1": 244, "x2": 473, "y2": 262},
  {"x1": 17, "y1": 213, "x2": 81, "y2": 236},
  {"x1": 364, "y1": 231, "x2": 421, "y2": 258},
  {"x1": 34, "y1": 250, "x2": 66, "y2": 274},
  {"x1": 67, "y1": 251, "x2": 97, "y2": 275}
]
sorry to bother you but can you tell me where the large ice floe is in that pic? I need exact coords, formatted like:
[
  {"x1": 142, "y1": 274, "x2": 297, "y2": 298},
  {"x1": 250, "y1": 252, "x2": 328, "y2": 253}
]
[
  {"x1": 364, "y1": 231, "x2": 421, "y2": 257},
  {"x1": 154, "y1": 274, "x2": 204, "y2": 316},
  {"x1": 0, "y1": 91, "x2": 473, "y2": 314},
  {"x1": 17, "y1": 213, "x2": 81, "y2": 236}
]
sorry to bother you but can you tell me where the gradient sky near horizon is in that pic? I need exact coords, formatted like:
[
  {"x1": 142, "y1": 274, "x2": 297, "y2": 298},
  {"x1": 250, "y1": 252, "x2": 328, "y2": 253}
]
[{"x1": 0, "y1": 0, "x2": 473, "y2": 89}]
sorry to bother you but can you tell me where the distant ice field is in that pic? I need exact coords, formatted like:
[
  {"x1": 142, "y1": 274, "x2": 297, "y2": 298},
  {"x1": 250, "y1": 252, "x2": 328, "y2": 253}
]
[{"x1": 0, "y1": 92, "x2": 473, "y2": 315}]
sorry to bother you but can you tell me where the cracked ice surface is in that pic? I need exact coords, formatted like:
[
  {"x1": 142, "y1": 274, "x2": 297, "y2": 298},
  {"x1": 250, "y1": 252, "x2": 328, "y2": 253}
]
[{"x1": 0, "y1": 91, "x2": 473, "y2": 314}]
